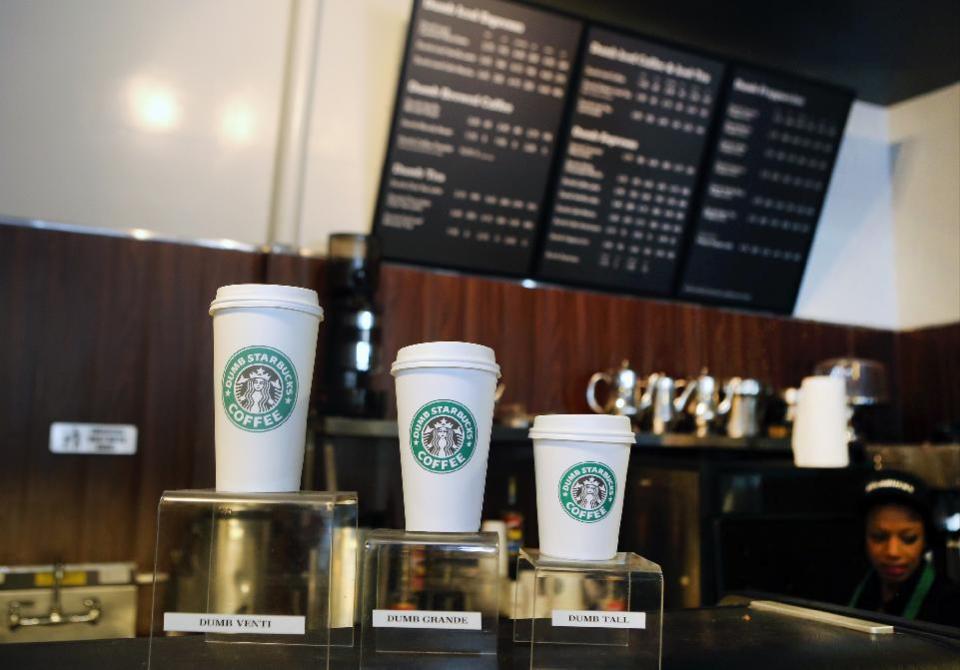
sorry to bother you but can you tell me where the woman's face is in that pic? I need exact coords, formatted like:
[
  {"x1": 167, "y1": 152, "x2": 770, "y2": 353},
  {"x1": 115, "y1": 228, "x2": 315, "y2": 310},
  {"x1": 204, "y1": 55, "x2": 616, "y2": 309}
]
[{"x1": 865, "y1": 503, "x2": 925, "y2": 585}]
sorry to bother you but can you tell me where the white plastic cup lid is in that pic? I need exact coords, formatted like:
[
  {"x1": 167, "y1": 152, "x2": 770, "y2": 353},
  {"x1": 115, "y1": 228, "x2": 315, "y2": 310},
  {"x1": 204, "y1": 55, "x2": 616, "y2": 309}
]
[
  {"x1": 391, "y1": 341, "x2": 500, "y2": 376},
  {"x1": 528, "y1": 414, "x2": 635, "y2": 445},
  {"x1": 209, "y1": 284, "x2": 323, "y2": 319}
]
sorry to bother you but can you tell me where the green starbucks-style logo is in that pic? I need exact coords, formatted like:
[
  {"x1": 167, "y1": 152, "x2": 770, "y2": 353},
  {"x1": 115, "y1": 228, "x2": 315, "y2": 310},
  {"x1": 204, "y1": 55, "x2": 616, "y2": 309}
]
[
  {"x1": 222, "y1": 345, "x2": 298, "y2": 432},
  {"x1": 409, "y1": 400, "x2": 477, "y2": 474},
  {"x1": 558, "y1": 461, "x2": 617, "y2": 523}
]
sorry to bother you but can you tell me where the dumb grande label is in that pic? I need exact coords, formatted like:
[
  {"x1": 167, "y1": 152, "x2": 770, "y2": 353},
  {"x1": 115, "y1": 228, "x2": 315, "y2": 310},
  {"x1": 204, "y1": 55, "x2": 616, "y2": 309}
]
[
  {"x1": 409, "y1": 400, "x2": 477, "y2": 474},
  {"x1": 222, "y1": 345, "x2": 298, "y2": 433},
  {"x1": 558, "y1": 461, "x2": 617, "y2": 523}
]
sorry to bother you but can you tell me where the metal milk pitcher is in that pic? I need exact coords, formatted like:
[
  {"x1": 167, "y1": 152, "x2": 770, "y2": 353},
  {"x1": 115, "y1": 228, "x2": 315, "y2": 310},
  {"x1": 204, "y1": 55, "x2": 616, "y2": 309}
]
[
  {"x1": 586, "y1": 360, "x2": 640, "y2": 417},
  {"x1": 718, "y1": 377, "x2": 763, "y2": 438},
  {"x1": 637, "y1": 373, "x2": 679, "y2": 435},
  {"x1": 674, "y1": 369, "x2": 720, "y2": 437}
]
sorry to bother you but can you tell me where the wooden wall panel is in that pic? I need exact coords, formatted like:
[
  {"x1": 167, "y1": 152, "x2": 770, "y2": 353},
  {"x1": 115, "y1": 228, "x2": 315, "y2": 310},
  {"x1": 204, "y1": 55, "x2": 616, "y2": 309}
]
[
  {"x1": 369, "y1": 263, "x2": 906, "y2": 421},
  {"x1": 897, "y1": 323, "x2": 960, "y2": 441},
  {"x1": 0, "y1": 225, "x2": 263, "y2": 569},
  {"x1": 461, "y1": 274, "x2": 536, "y2": 408},
  {"x1": 1, "y1": 227, "x2": 149, "y2": 565}
]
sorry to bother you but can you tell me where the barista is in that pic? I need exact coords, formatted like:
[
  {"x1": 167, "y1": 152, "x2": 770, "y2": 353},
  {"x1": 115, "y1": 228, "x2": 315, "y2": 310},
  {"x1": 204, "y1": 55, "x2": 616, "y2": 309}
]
[{"x1": 849, "y1": 472, "x2": 960, "y2": 627}]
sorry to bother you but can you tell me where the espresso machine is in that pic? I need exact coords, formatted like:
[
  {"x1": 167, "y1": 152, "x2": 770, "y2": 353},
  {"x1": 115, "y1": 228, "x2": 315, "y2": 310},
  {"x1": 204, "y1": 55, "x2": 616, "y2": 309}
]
[{"x1": 319, "y1": 234, "x2": 385, "y2": 418}]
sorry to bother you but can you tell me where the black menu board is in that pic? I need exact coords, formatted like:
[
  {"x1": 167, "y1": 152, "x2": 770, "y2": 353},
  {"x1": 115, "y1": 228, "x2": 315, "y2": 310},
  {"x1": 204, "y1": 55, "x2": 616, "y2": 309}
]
[
  {"x1": 373, "y1": 0, "x2": 582, "y2": 274},
  {"x1": 678, "y1": 67, "x2": 852, "y2": 312},
  {"x1": 537, "y1": 27, "x2": 725, "y2": 294}
]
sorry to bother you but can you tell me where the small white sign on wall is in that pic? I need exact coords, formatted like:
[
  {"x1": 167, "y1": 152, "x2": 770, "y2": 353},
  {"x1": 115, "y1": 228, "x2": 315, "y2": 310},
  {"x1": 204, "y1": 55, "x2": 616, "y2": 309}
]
[{"x1": 49, "y1": 423, "x2": 138, "y2": 455}]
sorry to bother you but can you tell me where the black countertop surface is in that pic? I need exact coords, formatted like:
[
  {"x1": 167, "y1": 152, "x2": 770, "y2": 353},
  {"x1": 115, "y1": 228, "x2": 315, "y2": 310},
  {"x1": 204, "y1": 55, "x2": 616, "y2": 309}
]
[{"x1": 3, "y1": 606, "x2": 958, "y2": 669}]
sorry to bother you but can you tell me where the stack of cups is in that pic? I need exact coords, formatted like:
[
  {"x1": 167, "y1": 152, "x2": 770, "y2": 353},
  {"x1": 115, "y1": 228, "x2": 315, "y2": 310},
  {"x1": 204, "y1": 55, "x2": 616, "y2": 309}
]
[
  {"x1": 210, "y1": 284, "x2": 323, "y2": 492},
  {"x1": 529, "y1": 415, "x2": 635, "y2": 561},
  {"x1": 791, "y1": 375, "x2": 849, "y2": 468},
  {"x1": 392, "y1": 342, "x2": 500, "y2": 532}
]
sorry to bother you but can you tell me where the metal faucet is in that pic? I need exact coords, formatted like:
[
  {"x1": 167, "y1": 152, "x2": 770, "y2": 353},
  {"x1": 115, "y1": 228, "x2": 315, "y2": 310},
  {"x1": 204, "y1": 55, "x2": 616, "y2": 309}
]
[{"x1": 8, "y1": 563, "x2": 101, "y2": 630}]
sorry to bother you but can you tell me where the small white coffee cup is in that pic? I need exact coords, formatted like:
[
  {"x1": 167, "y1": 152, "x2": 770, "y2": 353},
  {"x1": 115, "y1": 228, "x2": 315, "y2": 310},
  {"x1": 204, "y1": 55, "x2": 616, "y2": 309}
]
[
  {"x1": 210, "y1": 284, "x2": 322, "y2": 492},
  {"x1": 530, "y1": 415, "x2": 634, "y2": 561},
  {"x1": 392, "y1": 341, "x2": 500, "y2": 532},
  {"x1": 792, "y1": 375, "x2": 849, "y2": 468}
]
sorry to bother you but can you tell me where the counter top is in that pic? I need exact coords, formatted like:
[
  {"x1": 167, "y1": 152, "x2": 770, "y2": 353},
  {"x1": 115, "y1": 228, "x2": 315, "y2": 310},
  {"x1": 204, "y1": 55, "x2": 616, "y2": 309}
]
[{"x1": 3, "y1": 605, "x2": 957, "y2": 669}]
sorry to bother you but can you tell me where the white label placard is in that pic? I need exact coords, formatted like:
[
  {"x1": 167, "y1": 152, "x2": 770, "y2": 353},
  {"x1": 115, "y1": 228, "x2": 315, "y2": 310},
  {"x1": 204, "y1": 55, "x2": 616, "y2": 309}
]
[
  {"x1": 50, "y1": 423, "x2": 137, "y2": 455},
  {"x1": 163, "y1": 612, "x2": 305, "y2": 635},
  {"x1": 372, "y1": 609, "x2": 481, "y2": 630},
  {"x1": 551, "y1": 610, "x2": 646, "y2": 629}
]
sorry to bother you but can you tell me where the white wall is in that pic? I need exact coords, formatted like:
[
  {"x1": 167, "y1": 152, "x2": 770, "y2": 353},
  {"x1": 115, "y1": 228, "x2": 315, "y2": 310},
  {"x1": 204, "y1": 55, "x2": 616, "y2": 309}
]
[
  {"x1": 0, "y1": 0, "x2": 288, "y2": 245},
  {"x1": 794, "y1": 101, "x2": 899, "y2": 329},
  {"x1": 796, "y1": 83, "x2": 960, "y2": 330},
  {"x1": 299, "y1": 0, "x2": 412, "y2": 252},
  {"x1": 888, "y1": 83, "x2": 960, "y2": 329}
]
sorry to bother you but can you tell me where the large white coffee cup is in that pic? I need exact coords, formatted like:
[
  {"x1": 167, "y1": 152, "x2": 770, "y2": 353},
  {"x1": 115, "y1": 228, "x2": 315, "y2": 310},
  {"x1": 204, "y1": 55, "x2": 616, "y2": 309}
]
[
  {"x1": 530, "y1": 415, "x2": 634, "y2": 561},
  {"x1": 392, "y1": 342, "x2": 500, "y2": 532},
  {"x1": 792, "y1": 375, "x2": 849, "y2": 468},
  {"x1": 210, "y1": 284, "x2": 322, "y2": 492}
]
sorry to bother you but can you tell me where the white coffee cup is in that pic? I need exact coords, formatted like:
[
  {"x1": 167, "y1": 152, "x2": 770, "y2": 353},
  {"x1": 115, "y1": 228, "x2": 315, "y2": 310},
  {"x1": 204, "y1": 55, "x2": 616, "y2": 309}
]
[
  {"x1": 530, "y1": 415, "x2": 634, "y2": 561},
  {"x1": 792, "y1": 375, "x2": 849, "y2": 468},
  {"x1": 210, "y1": 284, "x2": 322, "y2": 492},
  {"x1": 392, "y1": 342, "x2": 500, "y2": 532}
]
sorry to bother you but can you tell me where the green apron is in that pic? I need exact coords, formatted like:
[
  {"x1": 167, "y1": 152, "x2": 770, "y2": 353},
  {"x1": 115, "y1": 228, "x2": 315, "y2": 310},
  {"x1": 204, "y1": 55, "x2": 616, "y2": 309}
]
[{"x1": 849, "y1": 562, "x2": 936, "y2": 620}]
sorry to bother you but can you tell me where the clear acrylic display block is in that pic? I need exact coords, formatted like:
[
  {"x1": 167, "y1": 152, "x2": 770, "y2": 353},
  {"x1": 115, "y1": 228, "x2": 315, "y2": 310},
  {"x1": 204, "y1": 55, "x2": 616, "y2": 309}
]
[
  {"x1": 513, "y1": 549, "x2": 662, "y2": 669},
  {"x1": 147, "y1": 489, "x2": 358, "y2": 669},
  {"x1": 359, "y1": 529, "x2": 500, "y2": 664}
]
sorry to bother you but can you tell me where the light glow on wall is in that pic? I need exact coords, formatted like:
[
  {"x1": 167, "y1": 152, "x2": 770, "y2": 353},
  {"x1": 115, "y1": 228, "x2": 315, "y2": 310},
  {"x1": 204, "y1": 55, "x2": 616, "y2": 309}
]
[
  {"x1": 130, "y1": 228, "x2": 154, "y2": 241},
  {"x1": 127, "y1": 77, "x2": 181, "y2": 132},
  {"x1": 219, "y1": 100, "x2": 255, "y2": 145}
]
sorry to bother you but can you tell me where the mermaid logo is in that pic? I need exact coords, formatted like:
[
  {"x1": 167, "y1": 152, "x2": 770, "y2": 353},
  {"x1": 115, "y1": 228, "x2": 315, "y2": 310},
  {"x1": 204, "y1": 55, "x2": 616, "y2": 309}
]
[
  {"x1": 236, "y1": 367, "x2": 282, "y2": 413},
  {"x1": 409, "y1": 400, "x2": 477, "y2": 474},
  {"x1": 222, "y1": 345, "x2": 298, "y2": 432},
  {"x1": 572, "y1": 475, "x2": 607, "y2": 510},
  {"x1": 423, "y1": 417, "x2": 463, "y2": 458},
  {"x1": 558, "y1": 461, "x2": 617, "y2": 523}
]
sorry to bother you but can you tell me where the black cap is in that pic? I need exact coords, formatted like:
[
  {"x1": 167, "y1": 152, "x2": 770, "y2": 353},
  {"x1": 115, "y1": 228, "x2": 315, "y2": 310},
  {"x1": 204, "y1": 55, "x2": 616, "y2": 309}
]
[{"x1": 861, "y1": 470, "x2": 934, "y2": 535}]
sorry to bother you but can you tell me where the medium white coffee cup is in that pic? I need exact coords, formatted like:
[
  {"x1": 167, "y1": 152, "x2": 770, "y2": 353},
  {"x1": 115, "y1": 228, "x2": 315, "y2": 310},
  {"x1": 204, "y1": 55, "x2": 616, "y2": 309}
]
[
  {"x1": 530, "y1": 415, "x2": 634, "y2": 561},
  {"x1": 792, "y1": 375, "x2": 849, "y2": 468},
  {"x1": 210, "y1": 284, "x2": 322, "y2": 492},
  {"x1": 392, "y1": 342, "x2": 500, "y2": 532}
]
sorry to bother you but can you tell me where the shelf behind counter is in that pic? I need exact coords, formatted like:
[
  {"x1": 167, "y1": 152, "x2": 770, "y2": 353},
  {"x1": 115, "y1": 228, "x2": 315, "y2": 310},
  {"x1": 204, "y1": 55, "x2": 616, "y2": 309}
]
[
  {"x1": 313, "y1": 416, "x2": 864, "y2": 611},
  {"x1": 317, "y1": 416, "x2": 793, "y2": 453}
]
